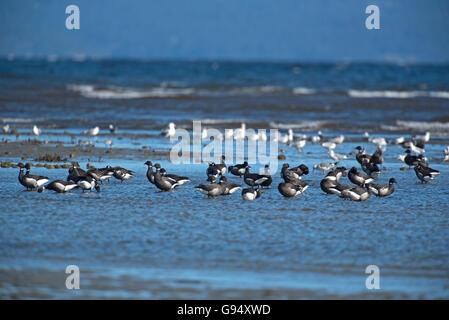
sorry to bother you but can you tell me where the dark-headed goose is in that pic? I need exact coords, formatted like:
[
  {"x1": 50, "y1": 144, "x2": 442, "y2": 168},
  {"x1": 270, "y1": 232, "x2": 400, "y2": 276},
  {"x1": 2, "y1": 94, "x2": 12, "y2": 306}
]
[
  {"x1": 414, "y1": 163, "x2": 440, "y2": 183},
  {"x1": 367, "y1": 178, "x2": 396, "y2": 197},
  {"x1": 242, "y1": 188, "x2": 261, "y2": 201},
  {"x1": 348, "y1": 167, "x2": 374, "y2": 187},
  {"x1": 243, "y1": 166, "x2": 269, "y2": 188},
  {"x1": 23, "y1": 163, "x2": 49, "y2": 190},
  {"x1": 38, "y1": 180, "x2": 79, "y2": 193}
]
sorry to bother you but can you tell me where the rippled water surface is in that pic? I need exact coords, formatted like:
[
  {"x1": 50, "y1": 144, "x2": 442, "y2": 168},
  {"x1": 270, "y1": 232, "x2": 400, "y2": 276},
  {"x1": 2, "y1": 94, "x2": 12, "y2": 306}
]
[{"x1": 1, "y1": 59, "x2": 449, "y2": 298}]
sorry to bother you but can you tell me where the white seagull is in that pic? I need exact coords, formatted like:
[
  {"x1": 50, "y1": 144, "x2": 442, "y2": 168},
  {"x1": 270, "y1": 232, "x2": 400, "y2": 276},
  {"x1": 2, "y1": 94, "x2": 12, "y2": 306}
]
[{"x1": 32, "y1": 125, "x2": 41, "y2": 136}]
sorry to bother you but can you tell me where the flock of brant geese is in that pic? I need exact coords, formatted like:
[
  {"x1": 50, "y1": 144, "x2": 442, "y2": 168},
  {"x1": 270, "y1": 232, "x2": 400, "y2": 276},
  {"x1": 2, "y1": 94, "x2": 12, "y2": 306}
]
[{"x1": 15, "y1": 130, "x2": 442, "y2": 201}]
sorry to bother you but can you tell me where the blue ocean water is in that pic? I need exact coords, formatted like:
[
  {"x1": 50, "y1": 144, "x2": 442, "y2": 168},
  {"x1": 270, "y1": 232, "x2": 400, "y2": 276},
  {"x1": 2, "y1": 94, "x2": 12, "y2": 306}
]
[{"x1": 0, "y1": 59, "x2": 448, "y2": 299}]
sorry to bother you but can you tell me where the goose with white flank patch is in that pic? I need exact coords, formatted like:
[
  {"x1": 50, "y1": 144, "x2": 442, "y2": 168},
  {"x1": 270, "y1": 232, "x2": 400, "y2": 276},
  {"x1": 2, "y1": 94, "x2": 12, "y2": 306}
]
[
  {"x1": 341, "y1": 186, "x2": 370, "y2": 201},
  {"x1": 242, "y1": 188, "x2": 261, "y2": 201},
  {"x1": 228, "y1": 161, "x2": 248, "y2": 177},
  {"x1": 22, "y1": 163, "x2": 49, "y2": 190},
  {"x1": 218, "y1": 176, "x2": 241, "y2": 195},
  {"x1": 348, "y1": 167, "x2": 374, "y2": 187},
  {"x1": 243, "y1": 166, "x2": 269, "y2": 188},
  {"x1": 160, "y1": 168, "x2": 190, "y2": 186},
  {"x1": 38, "y1": 180, "x2": 79, "y2": 193},
  {"x1": 113, "y1": 166, "x2": 134, "y2": 182},
  {"x1": 195, "y1": 176, "x2": 224, "y2": 198},
  {"x1": 77, "y1": 175, "x2": 100, "y2": 192},
  {"x1": 414, "y1": 163, "x2": 440, "y2": 183},
  {"x1": 367, "y1": 178, "x2": 397, "y2": 197}
]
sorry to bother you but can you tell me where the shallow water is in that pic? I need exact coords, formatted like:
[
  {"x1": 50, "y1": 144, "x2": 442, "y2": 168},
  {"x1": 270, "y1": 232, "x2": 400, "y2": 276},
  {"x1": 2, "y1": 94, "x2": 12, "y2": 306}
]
[
  {"x1": 1, "y1": 59, "x2": 449, "y2": 299},
  {"x1": 0, "y1": 136, "x2": 448, "y2": 299}
]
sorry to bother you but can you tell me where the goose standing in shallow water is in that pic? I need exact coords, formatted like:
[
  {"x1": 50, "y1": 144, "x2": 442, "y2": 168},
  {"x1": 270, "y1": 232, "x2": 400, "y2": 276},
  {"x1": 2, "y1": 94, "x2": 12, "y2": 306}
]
[
  {"x1": 367, "y1": 178, "x2": 397, "y2": 197},
  {"x1": 161, "y1": 168, "x2": 190, "y2": 186},
  {"x1": 113, "y1": 166, "x2": 134, "y2": 182},
  {"x1": 243, "y1": 166, "x2": 269, "y2": 188},
  {"x1": 145, "y1": 161, "x2": 155, "y2": 184},
  {"x1": 77, "y1": 175, "x2": 100, "y2": 192},
  {"x1": 348, "y1": 167, "x2": 374, "y2": 187},
  {"x1": 195, "y1": 177, "x2": 224, "y2": 198},
  {"x1": 228, "y1": 161, "x2": 248, "y2": 177},
  {"x1": 260, "y1": 165, "x2": 272, "y2": 188},
  {"x1": 414, "y1": 163, "x2": 440, "y2": 183},
  {"x1": 341, "y1": 187, "x2": 370, "y2": 201},
  {"x1": 22, "y1": 163, "x2": 49, "y2": 190},
  {"x1": 362, "y1": 162, "x2": 381, "y2": 179},
  {"x1": 153, "y1": 163, "x2": 183, "y2": 191},
  {"x1": 218, "y1": 176, "x2": 241, "y2": 195},
  {"x1": 242, "y1": 188, "x2": 261, "y2": 201},
  {"x1": 38, "y1": 180, "x2": 79, "y2": 193},
  {"x1": 17, "y1": 163, "x2": 28, "y2": 189},
  {"x1": 278, "y1": 182, "x2": 307, "y2": 198}
]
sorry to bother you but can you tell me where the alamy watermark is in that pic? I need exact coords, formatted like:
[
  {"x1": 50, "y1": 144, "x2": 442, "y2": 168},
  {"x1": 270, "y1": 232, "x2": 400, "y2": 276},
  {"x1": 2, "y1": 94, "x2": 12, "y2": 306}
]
[
  {"x1": 168, "y1": 121, "x2": 279, "y2": 174},
  {"x1": 365, "y1": 265, "x2": 380, "y2": 290},
  {"x1": 65, "y1": 265, "x2": 80, "y2": 289},
  {"x1": 66, "y1": 5, "x2": 80, "y2": 30}
]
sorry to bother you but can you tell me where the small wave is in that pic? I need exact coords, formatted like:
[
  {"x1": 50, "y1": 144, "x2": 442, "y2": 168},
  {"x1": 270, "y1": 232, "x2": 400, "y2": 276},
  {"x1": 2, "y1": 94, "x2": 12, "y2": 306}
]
[
  {"x1": 292, "y1": 87, "x2": 317, "y2": 95},
  {"x1": 395, "y1": 120, "x2": 449, "y2": 131},
  {"x1": 0, "y1": 117, "x2": 46, "y2": 123},
  {"x1": 67, "y1": 84, "x2": 195, "y2": 99},
  {"x1": 269, "y1": 120, "x2": 331, "y2": 130},
  {"x1": 348, "y1": 90, "x2": 449, "y2": 99}
]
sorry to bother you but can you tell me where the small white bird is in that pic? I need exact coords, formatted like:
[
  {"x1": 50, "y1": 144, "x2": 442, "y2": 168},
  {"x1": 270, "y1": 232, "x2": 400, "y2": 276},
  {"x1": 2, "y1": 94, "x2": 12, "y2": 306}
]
[
  {"x1": 397, "y1": 154, "x2": 406, "y2": 163},
  {"x1": 32, "y1": 125, "x2": 41, "y2": 136},
  {"x1": 444, "y1": 147, "x2": 449, "y2": 162},
  {"x1": 109, "y1": 124, "x2": 117, "y2": 134},
  {"x1": 321, "y1": 141, "x2": 336, "y2": 151},
  {"x1": 164, "y1": 122, "x2": 176, "y2": 138},
  {"x1": 2, "y1": 124, "x2": 10, "y2": 133},
  {"x1": 104, "y1": 138, "x2": 113, "y2": 148},
  {"x1": 410, "y1": 142, "x2": 425, "y2": 155},
  {"x1": 330, "y1": 135, "x2": 344, "y2": 145},
  {"x1": 295, "y1": 139, "x2": 306, "y2": 153},
  {"x1": 85, "y1": 126, "x2": 100, "y2": 137},
  {"x1": 313, "y1": 162, "x2": 338, "y2": 173},
  {"x1": 329, "y1": 149, "x2": 347, "y2": 161},
  {"x1": 414, "y1": 131, "x2": 430, "y2": 143},
  {"x1": 234, "y1": 123, "x2": 246, "y2": 140}
]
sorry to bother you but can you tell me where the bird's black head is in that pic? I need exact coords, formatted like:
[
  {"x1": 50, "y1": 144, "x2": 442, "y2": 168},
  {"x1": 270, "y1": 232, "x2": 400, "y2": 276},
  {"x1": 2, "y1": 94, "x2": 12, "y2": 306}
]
[
  {"x1": 355, "y1": 146, "x2": 362, "y2": 151},
  {"x1": 25, "y1": 163, "x2": 31, "y2": 170},
  {"x1": 154, "y1": 163, "x2": 161, "y2": 169},
  {"x1": 144, "y1": 160, "x2": 152, "y2": 166},
  {"x1": 219, "y1": 176, "x2": 227, "y2": 182},
  {"x1": 350, "y1": 167, "x2": 357, "y2": 173},
  {"x1": 282, "y1": 163, "x2": 289, "y2": 169},
  {"x1": 405, "y1": 149, "x2": 411, "y2": 154},
  {"x1": 299, "y1": 164, "x2": 309, "y2": 174},
  {"x1": 95, "y1": 185, "x2": 101, "y2": 192},
  {"x1": 18, "y1": 162, "x2": 25, "y2": 168},
  {"x1": 389, "y1": 178, "x2": 397, "y2": 184}
]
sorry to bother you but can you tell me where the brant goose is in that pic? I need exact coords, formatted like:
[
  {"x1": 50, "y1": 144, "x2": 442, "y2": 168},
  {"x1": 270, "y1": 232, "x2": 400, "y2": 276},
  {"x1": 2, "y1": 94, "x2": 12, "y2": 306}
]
[
  {"x1": 145, "y1": 161, "x2": 155, "y2": 184},
  {"x1": 67, "y1": 163, "x2": 87, "y2": 183},
  {"x1": 243, "y1": 166, "x2": 269, "y2": 188},
  {"x1": 206, "y1": 162, "x2": 220, "y2": 181},
  {"x1": 38, "y1": 180, "x2": 79, "y2": 193},
  {"x1": 195, "y1": 177, "x2": 224, "y2": 197},
  {"x1": 87, "y1": 167, "x2": 113, "y2": 183},
  {"x1": 109, "y1": 124, "x2": 117, "y2": 134},
  {"x1": 362, "y1": 162, "x2": 381, "y2": 179},
  {"x1": 278, "y1": 182, "x2": 307, "y2": 198},
  {"x1": 242, "y1": 188, "x2": 261, "y2": 201},
  {"x1": 319, "y1": 167, "x2": 348, "y2": 194},
  {"x1": 281, "y1": 163, "x2": 309, "y2": 181},
  {"x1": 348, "y1": 167, "x2": 374, "y2": 187},
  {"x1": 23, "y1": 163, "x2": 49, "y2": 190},
  {"x1": 228, "y1": 161, "x2": 248, "y2": 177},
  {"x1": 160, "y1": 168, "x2": 190, "y2": 186},
  {"x1": 370, "y1": 148, "x2": 384, "y2": 165},
  {"x1": 341, "y1": 187, "x2": 370, "y2": 201},
  {"x1": 355, "y1": 146, "x2": 371, "y2": 165},
  {"x1": 214, "y1": 155, "x2": 227, "y2": 176},
  {"x1": 367, "y1": 178, "x2": 397, "y2": 197},
  {"x1": 153, "y1": 163, "x2": 181, "y2": 191},
  {"x1": 113, "y1": 166, "x2": 134, "y2": 182},
  {"x1": 17, "y1": 163, "x2": 28, "y2": 189},
  {"x1": 404, "y1": 150, "x2": 427, "y2": 167},
  {"x1": 260, "y1": 165, "x2": 272, "y2": 188},
  {"x1": 414, "y1": 163, "x2": 440, "y2": 183},
  {"x1": 77, "y1": 175, "x2": 100, "y2": 192},
  {"x1": 218, "y1": 176, "x2": 241, "y2": 195}
]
